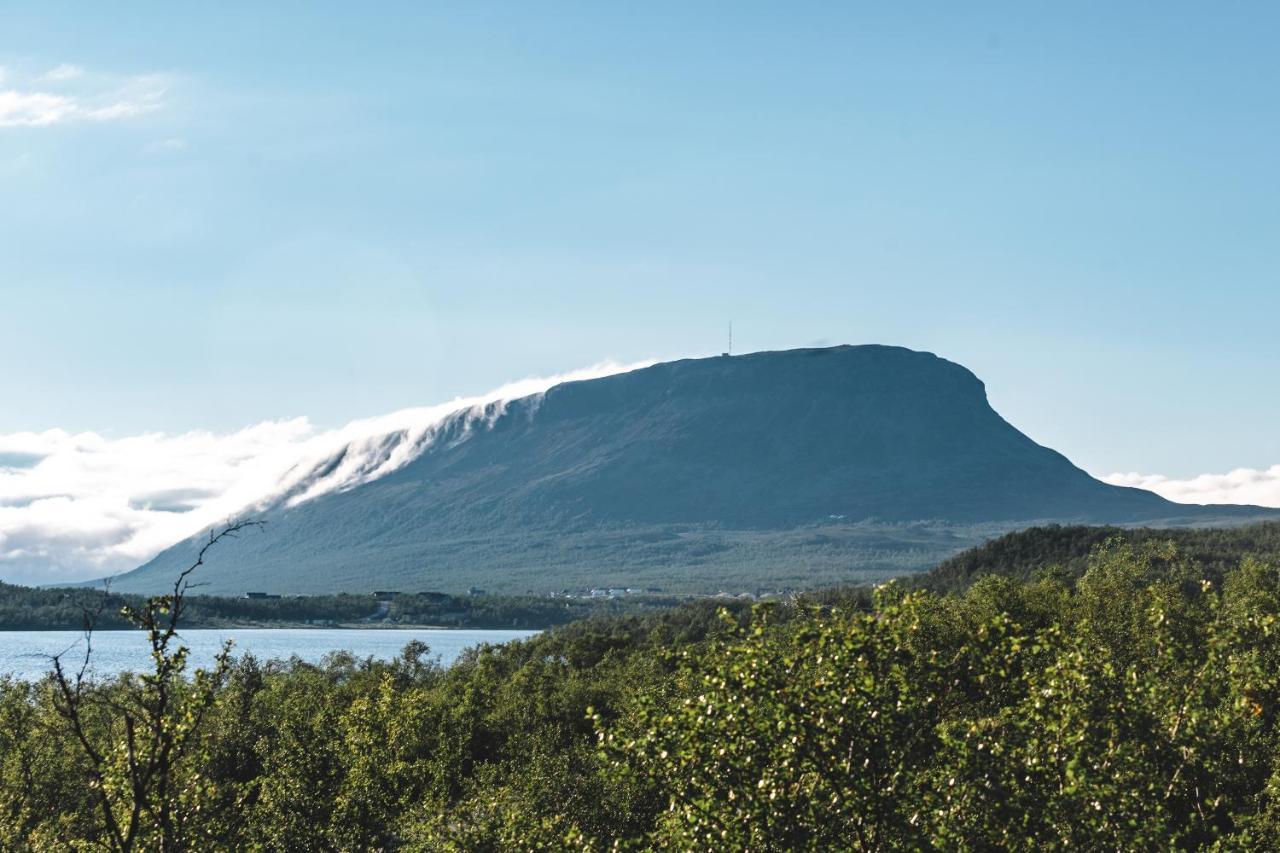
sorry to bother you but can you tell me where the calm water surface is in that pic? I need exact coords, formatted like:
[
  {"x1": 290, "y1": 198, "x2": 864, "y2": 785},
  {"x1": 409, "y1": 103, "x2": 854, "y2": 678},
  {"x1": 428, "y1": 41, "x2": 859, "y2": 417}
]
[{"x1": 0, "y1": 628, "x2": 539, "y2": 681}]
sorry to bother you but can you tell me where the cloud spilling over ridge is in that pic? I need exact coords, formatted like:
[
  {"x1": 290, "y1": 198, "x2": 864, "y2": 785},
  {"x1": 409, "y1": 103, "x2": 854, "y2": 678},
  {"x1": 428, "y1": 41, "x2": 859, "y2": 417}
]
[
  {"x1": 0, "y1": 361, "x2": 651, "y2": 586},
  {"x1": 1101, "y1": 467, "x2": 1280, "y2": 509}
]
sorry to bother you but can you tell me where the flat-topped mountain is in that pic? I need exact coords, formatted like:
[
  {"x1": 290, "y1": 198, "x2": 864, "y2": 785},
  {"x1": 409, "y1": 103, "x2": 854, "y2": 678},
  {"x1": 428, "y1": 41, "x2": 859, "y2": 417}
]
[{"x1": 108, "y1": 346, "x2": 1274, "y2": 594}]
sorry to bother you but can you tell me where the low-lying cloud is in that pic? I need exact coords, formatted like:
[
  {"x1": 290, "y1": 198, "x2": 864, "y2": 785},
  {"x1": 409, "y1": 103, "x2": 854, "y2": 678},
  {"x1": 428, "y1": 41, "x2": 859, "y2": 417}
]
[
  {"x1": 1101, "y1": 467, "x2": 1280, "y2": 509},
  {"x1": 0, "y1": 362, "x2": 649, "y2": 586}
]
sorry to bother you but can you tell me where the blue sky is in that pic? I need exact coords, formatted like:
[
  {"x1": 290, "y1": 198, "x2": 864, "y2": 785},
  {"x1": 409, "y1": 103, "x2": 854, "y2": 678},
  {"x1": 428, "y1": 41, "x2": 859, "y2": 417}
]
[{"x1": 2, "y1": 2, "x2": 1279, "y2": 480}]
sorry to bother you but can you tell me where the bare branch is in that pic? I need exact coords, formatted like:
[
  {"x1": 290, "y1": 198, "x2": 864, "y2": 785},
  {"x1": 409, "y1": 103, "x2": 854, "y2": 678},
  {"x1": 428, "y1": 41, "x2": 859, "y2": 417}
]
[{"x1": 44, "y1": 518, "x2": 264, "y2": 852}]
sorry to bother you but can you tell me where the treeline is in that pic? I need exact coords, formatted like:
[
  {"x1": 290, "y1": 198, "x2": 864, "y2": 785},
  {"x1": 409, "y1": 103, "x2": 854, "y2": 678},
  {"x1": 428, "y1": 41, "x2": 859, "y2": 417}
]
[
  {"x1": 0, "y1": 582, "x2": 676, "y2": 630},
  {"x1": 387, "y1": 592, "x2": 683, "y2": 629},
  {"x1": 5, "y1": 531, "x2": 1280, "y2": 848},
  {"x1": 0, "y1": 583, "x2": 375, "y2": 630}
]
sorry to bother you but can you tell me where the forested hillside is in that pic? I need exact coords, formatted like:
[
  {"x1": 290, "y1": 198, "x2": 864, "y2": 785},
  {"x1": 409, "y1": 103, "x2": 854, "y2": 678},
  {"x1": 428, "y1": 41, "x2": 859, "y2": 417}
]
[
  {"x1": 920, "y1": 520, "x2": 1280, "y2": 592},
  {"x1": 4, "y1": 530, "x2": 1280, "y2": 848}
]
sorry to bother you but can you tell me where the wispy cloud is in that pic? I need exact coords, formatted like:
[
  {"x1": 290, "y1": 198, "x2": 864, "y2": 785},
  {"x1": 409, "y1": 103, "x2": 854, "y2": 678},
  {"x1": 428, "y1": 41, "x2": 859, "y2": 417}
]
[
  {"x1": 0, "y1": 362, "x2": 650, "y2": 586},
  {"x1": 141, "y1": 136, "x2": 188, "y2": 157},
  {"x1": 1101, "y1": 467, "x2": 1280, "y2": 508},
  {"x1": 40, "y1": 63, "x2": 83, "y2": 82},
  {"x1": 0, "y1": 90, "x2": 76, "y2": 127},
  {"x1": 0, "y1": 64, "x2": 166, "y2": 128}
]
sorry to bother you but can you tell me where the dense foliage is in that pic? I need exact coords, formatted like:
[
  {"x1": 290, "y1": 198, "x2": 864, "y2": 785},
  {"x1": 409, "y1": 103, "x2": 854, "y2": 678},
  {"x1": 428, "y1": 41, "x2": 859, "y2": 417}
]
[{"x1": 6, "y1": 532, "x2": 1280, "y2": 848}]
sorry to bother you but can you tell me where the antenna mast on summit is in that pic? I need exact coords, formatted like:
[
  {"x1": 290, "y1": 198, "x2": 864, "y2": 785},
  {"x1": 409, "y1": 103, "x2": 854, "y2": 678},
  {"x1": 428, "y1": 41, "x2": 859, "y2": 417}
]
[{"x1": 724, "y1": 322, "x2": 732, "y2": 357}]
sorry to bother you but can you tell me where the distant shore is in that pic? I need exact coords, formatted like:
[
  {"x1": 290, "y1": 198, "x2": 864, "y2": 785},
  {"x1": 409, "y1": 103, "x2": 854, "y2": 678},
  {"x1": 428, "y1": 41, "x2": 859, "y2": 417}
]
[{"x1": 0, "y1": 583, "x2": 692, "y2": 632}]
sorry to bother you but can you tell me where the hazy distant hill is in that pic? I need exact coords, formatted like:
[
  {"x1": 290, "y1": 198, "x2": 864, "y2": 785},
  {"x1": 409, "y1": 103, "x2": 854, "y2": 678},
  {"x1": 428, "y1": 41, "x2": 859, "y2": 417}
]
[{"x1": 107, "y1": 346, "x2": 1276, "y2": 595}]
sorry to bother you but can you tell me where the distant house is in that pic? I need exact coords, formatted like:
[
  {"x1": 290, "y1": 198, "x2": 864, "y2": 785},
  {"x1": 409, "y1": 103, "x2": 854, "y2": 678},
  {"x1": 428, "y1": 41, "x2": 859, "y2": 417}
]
[
  {"x1": 244, "y1": 592, "x2": 281, "y2": 600},
  {"x1": 372, "y1": 590, "x2": 401, "y2": 599},
  {"x1": 468, "y1": 586, "x2": 486, "y2": 596}
]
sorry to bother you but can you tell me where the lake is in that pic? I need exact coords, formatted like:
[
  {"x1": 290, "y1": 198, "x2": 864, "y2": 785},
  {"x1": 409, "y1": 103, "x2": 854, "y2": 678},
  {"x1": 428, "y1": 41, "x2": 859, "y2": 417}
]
[{"x1": 0, "y1": 628, "x2": 539, "y2": 682}]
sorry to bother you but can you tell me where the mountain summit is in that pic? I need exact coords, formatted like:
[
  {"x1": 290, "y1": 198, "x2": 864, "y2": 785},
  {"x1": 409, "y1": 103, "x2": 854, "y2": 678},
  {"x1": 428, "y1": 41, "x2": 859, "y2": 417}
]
[{"x1": 111, "y1": 346, "x2": 1272, "y2": 594}]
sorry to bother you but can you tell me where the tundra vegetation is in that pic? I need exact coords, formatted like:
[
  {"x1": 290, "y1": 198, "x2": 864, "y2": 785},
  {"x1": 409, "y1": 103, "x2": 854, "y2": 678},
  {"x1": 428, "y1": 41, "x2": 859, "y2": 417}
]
[{"x1": 4, "y1": 525, "x2": 1280, "y2": 849}]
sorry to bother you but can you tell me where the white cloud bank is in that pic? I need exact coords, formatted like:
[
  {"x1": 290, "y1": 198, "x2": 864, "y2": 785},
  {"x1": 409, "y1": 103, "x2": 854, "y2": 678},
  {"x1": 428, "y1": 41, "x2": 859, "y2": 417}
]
[
  {"x1": 1101, "y1": 467, "x2": 1280, "y2": 509},
  {"x1": 0, "y1": 64, "x2": 164, "y2": 128},
  {"x1": 0, "y1": 362, "x2": 650, "y2": 586}
]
